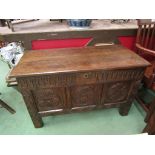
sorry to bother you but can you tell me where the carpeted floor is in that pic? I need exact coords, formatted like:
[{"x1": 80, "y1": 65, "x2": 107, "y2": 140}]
[{"x1": 0, "y1": 59, "x2": 148, "y2": 135}]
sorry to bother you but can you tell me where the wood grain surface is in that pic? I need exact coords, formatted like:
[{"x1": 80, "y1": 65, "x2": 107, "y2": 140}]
[{"x1": 9, "y1": 45, "x2": 150, "y2": 78}]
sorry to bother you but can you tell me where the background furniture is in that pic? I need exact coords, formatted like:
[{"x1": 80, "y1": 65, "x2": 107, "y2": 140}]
[
  {"x1": 0, "y1": 19, "x2": 6, "y2": 27},
  {"x1": 6, "y1": 20, "x2": 15, "y2": 32},
  {"x1": 50, "y1": 19, "x2": 63, "y2": 23},
  {"x1": 0, "y1": 19, "x2": 39, "y2": 32},
  {"x1": 143, "y1": 98, "x2": 155, "y2": 134},
  {"x1": 9, "y1": 45, "x2": 149, "y2": 128},
  {"x1": 135, "y1": 20, "x2": 155, "y2": 113},
  {"x1": 0, "y1": 20, "x2": 138, "y2": 50},
  {"x1": 0, "y1": 93, "x2": 15, "y2": 114},
  {"x1": 67, "y1": 19, "x2": 92, "y2": 27}
]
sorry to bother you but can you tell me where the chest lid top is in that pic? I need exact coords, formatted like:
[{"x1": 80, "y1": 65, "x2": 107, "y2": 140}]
[{"x1": 9, "y1": 45, "x2": 150, "y2": 78}]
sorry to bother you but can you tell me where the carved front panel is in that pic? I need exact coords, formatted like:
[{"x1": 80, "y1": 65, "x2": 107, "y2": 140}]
[
  {"x1": 32, "y1": 88, "x2": 66, "y2": 111},
  {"x1": 17, "y1": 68, "x2": 144, "y2": 114},
  {"x1": 70, "y1": 84, "x2": 101, "y2": 107},
  {"x1": 102, "y1": 81, "x2": 132, "y2": 103}
]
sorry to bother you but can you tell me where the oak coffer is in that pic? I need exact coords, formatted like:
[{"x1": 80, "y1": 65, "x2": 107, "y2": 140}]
[{"x1": 9, "y1": 45, "x2": 150, "y2": 128}]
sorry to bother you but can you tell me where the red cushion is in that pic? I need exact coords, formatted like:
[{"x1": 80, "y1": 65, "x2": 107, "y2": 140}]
[
  {"x1": 118, "y1": 36, "x2": 136, "y2": 51},
  {"x1": 32, "y1": 38, "x2": 92, "y2": 50}
]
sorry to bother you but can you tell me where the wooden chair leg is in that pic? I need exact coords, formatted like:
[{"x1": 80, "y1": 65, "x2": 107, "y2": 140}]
[
  {"x1": 142, "y1": 98, "x2": 155, "y2": 134},
  {"x1": 0, "y1": 99, "x2": 16, "y2": 114},
  {"x1": 6, "y1": 20, "x2": 15, "y2": 32},
  {"x1": 135, "y1": 95, "x2": 149, "y2": 113},
  {"x1": 144, "y1": 99, "x2": 155, "y2": 122},
  {"x1": 0, "y1": 19, "x2": 6, "y2": 27}
]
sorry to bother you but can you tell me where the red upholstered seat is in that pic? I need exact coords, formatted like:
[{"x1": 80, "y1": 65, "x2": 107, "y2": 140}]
[{"x1": 32, "y1": 38, "x2": 92, "y2": 50}]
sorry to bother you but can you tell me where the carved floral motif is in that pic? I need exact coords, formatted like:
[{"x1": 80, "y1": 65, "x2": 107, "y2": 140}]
[
  {"x1": 71, "y1": 85, "x2": 96, "y2": 106},
  {"x1": 105, "y1": 82, "x2": 130, "y2": 102},
  {"x1": 34, "y1": 88, "x2": 64, "y2": 110}
]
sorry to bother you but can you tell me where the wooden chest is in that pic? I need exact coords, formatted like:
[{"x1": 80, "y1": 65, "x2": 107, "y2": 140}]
[{"x1": 9, "y1": 45, "x2": 150, "y2": 128}]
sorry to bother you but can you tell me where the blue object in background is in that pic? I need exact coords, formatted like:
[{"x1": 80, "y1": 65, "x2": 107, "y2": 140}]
[{"x1": 67, "y1": 19, "x2": 92, "y2": 27}]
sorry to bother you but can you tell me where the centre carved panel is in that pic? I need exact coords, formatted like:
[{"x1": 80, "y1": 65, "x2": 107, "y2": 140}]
[{"x1": 70, "y1": 85, "x2": 100, "y2": 107}]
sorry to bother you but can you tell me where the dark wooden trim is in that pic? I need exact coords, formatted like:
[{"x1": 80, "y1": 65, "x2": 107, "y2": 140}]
[{"x1": 39, "y1": 103, "x2": 121, "y2": 117}]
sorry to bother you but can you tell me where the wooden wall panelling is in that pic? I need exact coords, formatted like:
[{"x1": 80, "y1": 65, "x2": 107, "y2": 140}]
[{"x1": 0, "y1": 29, "x2": 137, "y2": 50}]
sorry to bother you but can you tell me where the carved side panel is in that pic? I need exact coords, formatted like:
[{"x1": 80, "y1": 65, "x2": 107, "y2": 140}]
[
  {"x1": 119, "y1": 80, "x2": 142, "y2": 116},
  {"x1": 70, "y1": 84, "x2": 101, "y2": 107},
  {"x1": 32, "y1": 88, "x2": 66, "y2": 111},
  {"x1": 103, "y1": 81, "x2": 132, "y2": 103},
  {"x1": 20, "y1": 89, "x2": 43, "y2": 128}
]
